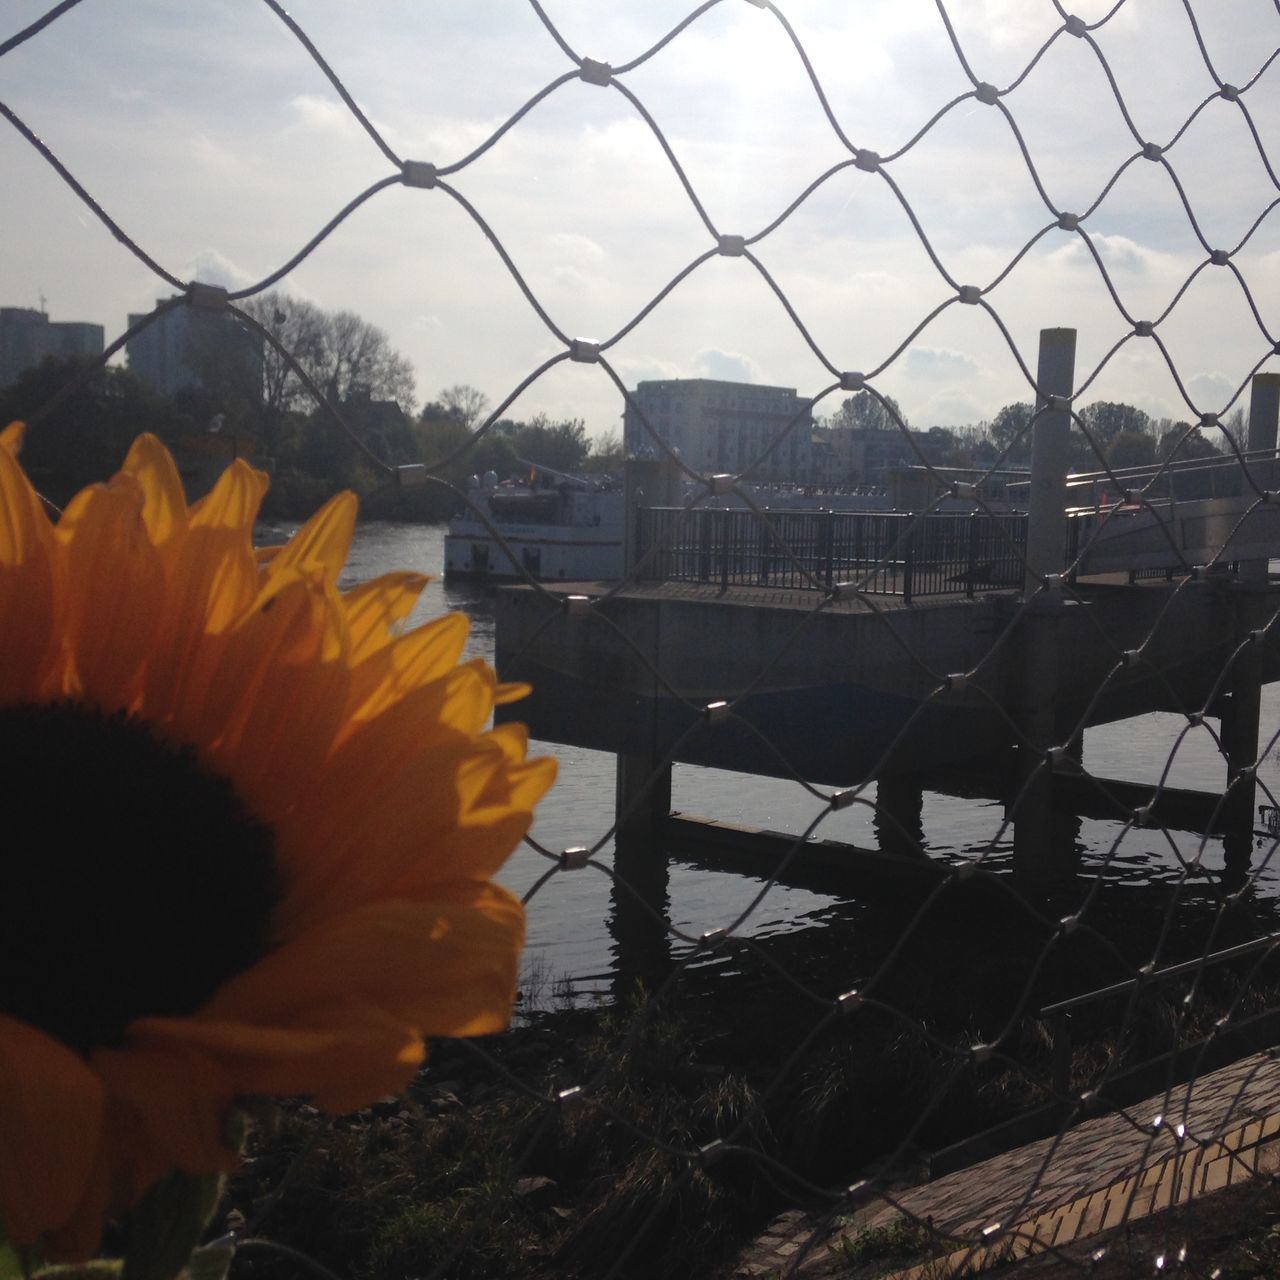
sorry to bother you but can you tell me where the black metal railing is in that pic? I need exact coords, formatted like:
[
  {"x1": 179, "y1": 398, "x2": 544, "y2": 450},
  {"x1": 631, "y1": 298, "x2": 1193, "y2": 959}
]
[{"x1": 635, "y1": 507, "x2": 1028, "y2": 602}]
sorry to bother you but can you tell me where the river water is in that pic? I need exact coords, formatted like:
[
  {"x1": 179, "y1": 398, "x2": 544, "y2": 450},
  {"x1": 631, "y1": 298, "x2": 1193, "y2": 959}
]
[{"x1": 319, "y1": 520, "x2": 1280, "y2": 999}]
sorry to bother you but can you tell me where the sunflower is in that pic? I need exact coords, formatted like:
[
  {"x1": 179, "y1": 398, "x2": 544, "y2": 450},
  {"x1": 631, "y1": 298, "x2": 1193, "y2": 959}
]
[{"x1": 0, "y1": 426, "x2": 555, "y2": 1260}]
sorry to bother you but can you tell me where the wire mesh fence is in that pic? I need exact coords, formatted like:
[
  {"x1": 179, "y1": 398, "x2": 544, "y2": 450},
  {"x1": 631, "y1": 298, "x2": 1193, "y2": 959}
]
[{"x1": 7, "y1": 0, "x2": 1280, "y2": 1277}]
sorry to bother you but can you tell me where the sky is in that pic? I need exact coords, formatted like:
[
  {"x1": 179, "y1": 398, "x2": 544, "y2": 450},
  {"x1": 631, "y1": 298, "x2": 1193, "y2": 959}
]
[{"x1": 2, "y1": 0, "x2": 1279, "y2": 442}]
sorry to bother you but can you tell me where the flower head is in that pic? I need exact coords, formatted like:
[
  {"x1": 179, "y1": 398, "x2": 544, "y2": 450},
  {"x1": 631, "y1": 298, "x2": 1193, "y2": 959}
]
[{"x1": 0, "y1": 427, "x2": 555, "y2": 1258}]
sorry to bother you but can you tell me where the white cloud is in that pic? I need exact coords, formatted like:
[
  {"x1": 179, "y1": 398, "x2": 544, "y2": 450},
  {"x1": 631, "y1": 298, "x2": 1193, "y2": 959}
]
[
  {"x1": 905, "y1": 346, "x2": 980, "y2": 381},
  {"x1": 182, "y1": 249, "x2": 255, "y2": 290},
  {"x1": 693, "y1": 348, "x2": 764, "y2": 384}
]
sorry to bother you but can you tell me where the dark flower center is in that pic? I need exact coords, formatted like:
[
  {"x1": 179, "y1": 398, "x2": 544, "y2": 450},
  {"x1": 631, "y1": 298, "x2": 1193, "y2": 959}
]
[{"x1": 0, "y1": 701, "x2": 279, "y2": 1055}]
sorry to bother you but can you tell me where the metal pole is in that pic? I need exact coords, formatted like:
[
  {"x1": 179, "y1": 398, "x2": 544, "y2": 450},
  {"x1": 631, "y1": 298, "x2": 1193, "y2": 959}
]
[
  {"x1": 1025, "y1": 328, "x2": 1078, "y2": 596},
  {"x1": 1242, "y1": 372, "x2": 1280, "y2": 584},
  {"x1": 1222, "y1": 372, "x2": 1280, "y2": 885}
]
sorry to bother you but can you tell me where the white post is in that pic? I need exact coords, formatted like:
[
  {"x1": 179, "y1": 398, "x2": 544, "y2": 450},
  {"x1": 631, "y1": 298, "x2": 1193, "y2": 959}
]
[{"x1": 1024, "y1": 328, "x2": 1077, "y2": 595}]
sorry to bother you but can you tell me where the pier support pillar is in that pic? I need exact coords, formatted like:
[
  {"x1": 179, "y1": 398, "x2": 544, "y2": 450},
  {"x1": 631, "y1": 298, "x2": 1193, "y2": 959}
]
[
  {"x1": 1013, "y1": 328, "x2": 1077, "y2": 889},
  {"x1": 874, "y1": 774, "x2": 926, "y2": 858},
  {"x1": 615, "y1": 750, "x2": 672, "y2": 839},
  {"x1": 612, "y1": 753, "x2": 673, "y2": 997},
  {"x1": 1221, "y1": 373, "x2": 1280, "y2": 887}
]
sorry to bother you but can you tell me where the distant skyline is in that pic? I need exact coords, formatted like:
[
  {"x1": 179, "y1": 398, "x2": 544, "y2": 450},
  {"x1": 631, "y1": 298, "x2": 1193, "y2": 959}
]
[{"x1": 3, "y1": 0, "x2": 1279, "y2": 441}]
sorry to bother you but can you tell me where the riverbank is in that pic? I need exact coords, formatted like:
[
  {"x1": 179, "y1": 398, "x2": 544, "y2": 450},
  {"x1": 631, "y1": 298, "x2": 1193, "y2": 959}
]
[{"x1": 217, "y1": 878, "x2": 1280, "y2": 1279}]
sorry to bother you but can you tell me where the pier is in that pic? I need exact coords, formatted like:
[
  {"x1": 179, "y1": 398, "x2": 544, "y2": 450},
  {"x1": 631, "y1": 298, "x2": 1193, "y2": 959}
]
[{"x1": 495, "y1": 344, "x2": 1280, "y2": 909}]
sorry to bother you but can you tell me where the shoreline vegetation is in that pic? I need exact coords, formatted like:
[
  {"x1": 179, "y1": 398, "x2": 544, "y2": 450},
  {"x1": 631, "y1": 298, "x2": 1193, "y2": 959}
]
[{"x1": 218, "y1": 880, "x2": 1280, "y2": 1280}]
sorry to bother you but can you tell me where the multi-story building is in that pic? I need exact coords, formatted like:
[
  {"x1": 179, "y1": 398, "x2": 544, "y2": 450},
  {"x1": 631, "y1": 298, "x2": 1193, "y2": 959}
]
[
  {"x1": 623, "y1": 378, "x2": 814, "y2": 482},
  {"x1": 126, "y1": 297, "x2": 262, "y2": 400},
  {"x1": 0, "y1": 307, "x2": 104, "y2": 387}
]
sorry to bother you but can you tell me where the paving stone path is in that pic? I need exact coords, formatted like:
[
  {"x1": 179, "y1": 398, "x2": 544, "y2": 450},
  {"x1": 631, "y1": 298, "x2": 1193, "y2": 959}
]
[{"x1": 732, "y1": 1049, "x2": 1280, "y2": 1278}]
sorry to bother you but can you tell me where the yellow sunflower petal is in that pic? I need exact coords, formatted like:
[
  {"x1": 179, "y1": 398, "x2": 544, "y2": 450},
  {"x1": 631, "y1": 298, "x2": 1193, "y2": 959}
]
[
  {"x1": 55, "y1": 474, "x2": 164, "y2": 707},
  {"x1": 1, "y1": 420, "x2": 26, "y2": 453},
  {"x1": 189, "y1": 457, "x2": 269, "y2": 532},
  {"x1": 0, "y1": 439, "x2": 58, "y2": 703},
  {"x1": 137, "y1": 1006, "x2": 425, "y2": 1116},
  {"x1": 193, "y1": 893, "x2": 524, "y2": 1040},
  {"x1": 0, "y1": 1016, "x2": 104, "y2": 1248},
  {"x1": 91, "y1": 1043, "x2": 237, "y2": 1179},
  {"x1": 342, "y1": 571, "x2": 431, "y2": 664},
  {"x1": 120, "y1": 433, "x2": 189, "y2": 559},
  {"x1": 343, "y1": 610, "x2": 469, "y2": 728},
  {"x1": 263, "y1": 489, "x2": 356, "y2": 585}
]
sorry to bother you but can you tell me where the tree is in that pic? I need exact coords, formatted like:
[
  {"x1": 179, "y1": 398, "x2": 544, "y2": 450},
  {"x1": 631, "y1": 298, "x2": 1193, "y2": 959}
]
[
  {"x1": 437, "y1": 384, "x2": 489, "y2": 430},
  {"x1": 582, "y1": 428, "x2": 624, "y2": 473},
  {"x1": 1078, "y1": 401, "x2": 1151, "y2": 448},
  {"x1": 235, "y1": 290, "x2": 416, "y2": 415},
  {"x1": 511, "y1": 415, "x2": 589, "y2": 473},
  {"x1": 237, "y1": 292, "x2": 328, "y2": 418},
  {"x1": 828, "y1": 390, "x2": 907, "y2": 433},
  {"x1": 989, "y1": 402, "x2": 1033, "y2": 463},
  {"x1": 1106, "y1": 429, "x2": 1157, "y2": 472},
  {"x1": 1157, "y1": 421, "x2": 1222, "y2": 499},
  {"x1": 0, "y1": 356, "x2": 169, "y2": 504}
]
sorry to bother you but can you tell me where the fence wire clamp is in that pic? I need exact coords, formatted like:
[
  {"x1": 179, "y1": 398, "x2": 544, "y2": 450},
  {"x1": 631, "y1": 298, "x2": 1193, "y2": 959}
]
[
  {"x1": 708, "y1": 473, "x2": 737, "y2": 496},
  {"x1": 703, "y1": 700, "x2": 731, "y2": 724},
  {"x1": 827, "y1": 581, "x2": 858, "y2": 602},
  {"x1": 1187, "y1": 711, "x2": 1205, "y2": 727},
  {"x1": 829, "y1": 788, "x2": 857, "y2": 811},
  {"x1": 698, "y1": 1139, "x2": 728, "y2": 1168},
  {"x1": 837, "y1": 989, "x2": 863, "y2": 1013},
  {"x1": 1191, "y1": 565, "x2": 1211, "y2": 582},
  {"x1": 186, "y1": 282, "x2": 228, "y2": 312},
  {"x1": 1064, "y1": 13, "x2": 1088, "y2": 36},
  {"x1": 981, "y1": 1221, "x2": 1004, "y2": 1241},
  {"x1": 1142, "y1": 141, "x2": 1164, "y2": 162},
  {"x1": 854, "y1": 148, "x2": 880, "y2": 173},
  {"x1": 578, "y1": 58, "x2": 612, "y2": 87},
  {"x1": 1056, "y1": 211, "x2": 1080, "y2": 232},
  {"x1": 559, "y1": 846, "x2": 591, "y2": 870},
  {"x1": 569, "y1": 338, "x2": 600, "y2": 363},
  {"x1": 957, "y1": 284, "x2": 981, "y2": 305},
  {"x1": 394, "y1": 463, "x2": 428, "y2": 487},
  {"x1": 401, "y1": 160, "x2": 438, "y2": 189},
  {"x1": 699, "y1": 927, "x2": 729, "y2": 949},
  {"x1": 839, "y1": 371, "x2": 866, "y2": 391},
  {"x1": 562, "y1": 593, "x2": 591, "y2": 617},
  {"x1": 556, "y1": 1086, "x2": 587, "y2": 1112},
  {"x1": 1122, "y1": 647, "x2": 1142, "y2": 668},
  {"x1": 970, "y1": 1043, "x2": 994, "y2": 1065},
  {"x1": 945, "y1": 672, "x2": 968, "y2": 693},
  {"x1": 1200, "y1": 412, "x2": 1220, "y2": 428},
  {"x1": 956, "y1": 863, "x2": 977, "y2": 882},
  {"x1": 1251, "y1": 629, "x2": 1268, "y2": 646},
  {"x1": 717, "y1": 234, "x2": 746, "y2": 257},
  {"x1": 1210, "y1": 248, "x2": 1231, "y2": 266},
  {"x1": 1133, "y1": 320, "x2": 1154, "y2": 337},
  {"x1": 1046, "y1": 393, "x2": 1071, "y2": 413},
  {"x1": 949, "y1": 481, "x2": 977, "y2": 501},
  {"x1": 1133, "y1": 804, "x2": 1153, "y2": 828},
  {"x1": 1058, "y1": 913, "x2": 1080, "y2": 937},
  {"x1": 843, "y1": 1179, "x2": 873, "y2": 1207},
  {"x1": 974, "y1": 82, "x2": 1000, "y2": 106},
  {"x1": 1220, "y1": 83, "x2": 1241, "y2": 102},
  {"x1": 1264, "y1": 490, "x2": 1280, "y2": 505}
]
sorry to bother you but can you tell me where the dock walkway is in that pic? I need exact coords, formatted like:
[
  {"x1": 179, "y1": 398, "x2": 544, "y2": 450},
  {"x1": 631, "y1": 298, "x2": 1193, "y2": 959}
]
[{"x1": 734, "y1": 1050, "x2": 1280, "y2": 1277}]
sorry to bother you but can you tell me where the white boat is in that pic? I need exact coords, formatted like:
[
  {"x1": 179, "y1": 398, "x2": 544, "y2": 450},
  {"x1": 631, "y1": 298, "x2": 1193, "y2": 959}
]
[{"x1": 444, "y1": 463, "x2": 625, "y2": 582}]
